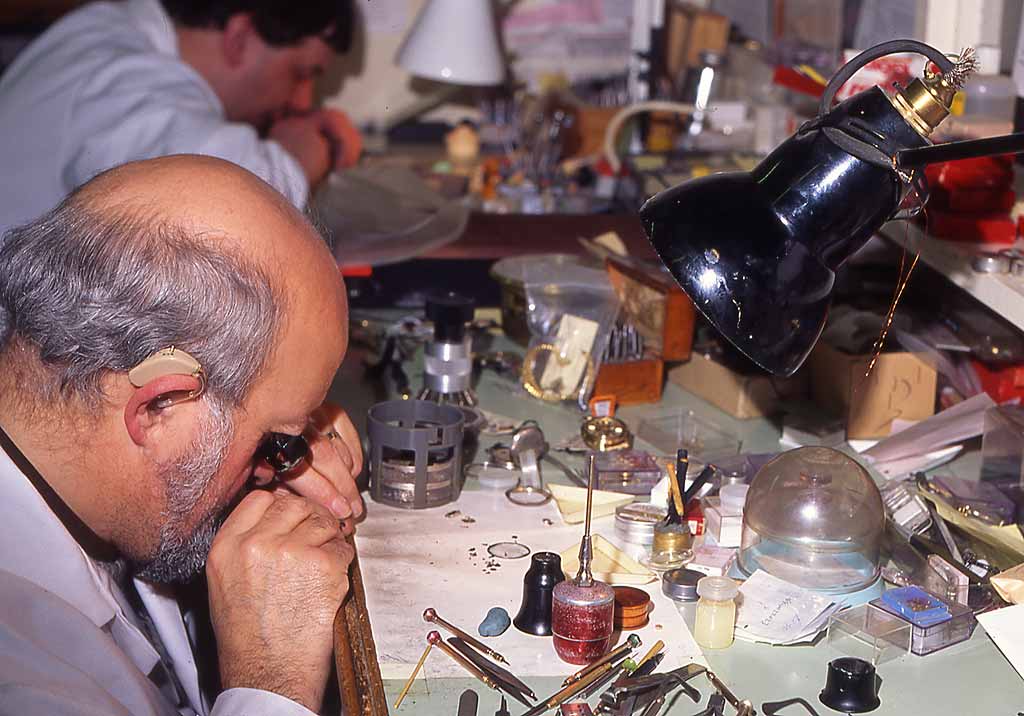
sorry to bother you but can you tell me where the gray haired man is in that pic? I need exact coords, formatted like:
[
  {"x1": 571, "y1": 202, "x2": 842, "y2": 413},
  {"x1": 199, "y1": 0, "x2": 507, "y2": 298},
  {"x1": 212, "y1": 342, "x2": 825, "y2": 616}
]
[{"x1": 0, "y1": 155, "x2": 364, "y2": 715}]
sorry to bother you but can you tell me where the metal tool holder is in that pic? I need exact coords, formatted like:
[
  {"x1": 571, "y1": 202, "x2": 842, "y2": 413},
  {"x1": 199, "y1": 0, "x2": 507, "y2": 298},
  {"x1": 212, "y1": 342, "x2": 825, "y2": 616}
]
[{"x1": 368, "y1": 399, "x2": 465, "y2": 509}]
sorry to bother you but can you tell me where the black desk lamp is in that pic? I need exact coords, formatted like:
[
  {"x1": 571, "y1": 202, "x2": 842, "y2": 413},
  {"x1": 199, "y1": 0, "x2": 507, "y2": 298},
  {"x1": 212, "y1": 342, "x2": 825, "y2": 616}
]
[{"x1": 641, "y1": 40, "x2": 1024, "y2": 377}]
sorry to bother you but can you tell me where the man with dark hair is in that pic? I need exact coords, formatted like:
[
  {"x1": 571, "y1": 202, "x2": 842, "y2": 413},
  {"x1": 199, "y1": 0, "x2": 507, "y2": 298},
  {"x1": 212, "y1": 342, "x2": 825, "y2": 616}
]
[
  {"x1": 0, "y1": 155, "x2": 364, "y2": 715},
  {"x1": 0, "y1": 0, "x2": 362, "y2": 235}
]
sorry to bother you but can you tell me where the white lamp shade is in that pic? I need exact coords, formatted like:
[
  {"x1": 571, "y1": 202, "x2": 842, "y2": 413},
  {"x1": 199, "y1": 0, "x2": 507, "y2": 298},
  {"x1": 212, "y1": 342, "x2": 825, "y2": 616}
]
[{"x1": 396, "y1": 0, "x2": 505, "y2": 86}]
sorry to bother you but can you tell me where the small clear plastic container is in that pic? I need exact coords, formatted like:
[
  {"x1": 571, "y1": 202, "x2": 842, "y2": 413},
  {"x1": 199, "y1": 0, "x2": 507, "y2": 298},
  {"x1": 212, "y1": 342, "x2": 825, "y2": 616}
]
[
  {"x1": 638, "y1": 410, "x2": 742, "y2": 461},
  {"x1": 870, "y1": 592, "x2": 977, "y2": 656},
  {"x1": 981, "y1": 405, "x2": 1024, "y2": 490},
  {"x1": 827, "y1": 604, "x2": 911, "y2": 665}
]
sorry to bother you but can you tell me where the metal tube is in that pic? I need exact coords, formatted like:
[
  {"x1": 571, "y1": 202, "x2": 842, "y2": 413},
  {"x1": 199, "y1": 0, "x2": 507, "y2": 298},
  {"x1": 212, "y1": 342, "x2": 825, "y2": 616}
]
[
  {"x1": 522, "y1": 662, "x2": 615, "y2": 716},
  {"x1": 563, "y1": 633, "x2": 641, "y2": 686},
  {"x1": 423, "y1": 608, "x2": 510, "y2": 665},
  {"x1": 576, "y1": 454, "x2": 597, "y2": 587},
  {"x1": 428, "y1": 632, "x2": 500, "y2": 692}
]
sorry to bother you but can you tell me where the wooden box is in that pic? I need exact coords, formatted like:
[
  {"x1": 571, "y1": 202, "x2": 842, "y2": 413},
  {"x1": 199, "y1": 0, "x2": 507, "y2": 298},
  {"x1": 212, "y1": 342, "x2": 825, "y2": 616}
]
[
  {"x1": 606, "y1": 256, "x2": 695, "y2": 362},
  {"x1": 594, "y1": 355, "x2": 665, "y2": 406}
]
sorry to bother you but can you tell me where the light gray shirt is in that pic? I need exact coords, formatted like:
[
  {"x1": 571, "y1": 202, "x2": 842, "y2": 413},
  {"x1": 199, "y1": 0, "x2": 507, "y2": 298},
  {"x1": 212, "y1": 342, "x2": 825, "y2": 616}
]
[
  {"x1": 0, "y1": 441, "x2": 318, "y2": 715},
  {"x1": 0, "y1": 0, "x2": 308, "y2": 235}
]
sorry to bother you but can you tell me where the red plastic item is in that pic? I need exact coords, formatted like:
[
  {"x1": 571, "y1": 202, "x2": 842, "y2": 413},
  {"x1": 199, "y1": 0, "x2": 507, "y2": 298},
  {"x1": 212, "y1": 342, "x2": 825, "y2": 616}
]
[
  {"x1": 926, "y1": 155, "x2": 1014, "y2": 192},
  {"x1": 771, "y1": 66, "x2": 826, "y2": 98},
  {"x1": 944, "y1": 187, "x2": 1016, "y2": 213},
  {"x1": 972, "y1": 360, "x2": 1024, "y2": 403},
  {"x1": 683, "y1": 498, "x2": 706, "y2": 536},
  {"x1": 927, "y1": 210, "x2": 1016, "y2": 245},
  {"x1": 340, "y1": 264, "x2": 372, "y2": 277}
]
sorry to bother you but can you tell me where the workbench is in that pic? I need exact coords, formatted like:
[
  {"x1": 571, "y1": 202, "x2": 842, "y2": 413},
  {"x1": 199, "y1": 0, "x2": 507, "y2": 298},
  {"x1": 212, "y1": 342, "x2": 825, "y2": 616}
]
[{"x1": 327, "y1": 327, "x2": 1024, "y2": 716}]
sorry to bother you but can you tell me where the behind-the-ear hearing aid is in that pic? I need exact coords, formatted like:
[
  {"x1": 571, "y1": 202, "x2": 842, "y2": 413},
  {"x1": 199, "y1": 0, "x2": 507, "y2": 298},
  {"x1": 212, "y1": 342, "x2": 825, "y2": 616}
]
[{"x1": 128, "y1": 347, "x2": 207, "y2": 408}]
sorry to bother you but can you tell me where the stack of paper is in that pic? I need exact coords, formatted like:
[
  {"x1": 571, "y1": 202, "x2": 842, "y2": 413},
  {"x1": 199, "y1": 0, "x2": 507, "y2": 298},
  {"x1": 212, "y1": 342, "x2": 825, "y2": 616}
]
[
  {"x1": 859, "y1": 393, "x2": 995, "y2": 478},
  {"x1": 734, "y1": 570, "x2": 844, "y2": 645}
]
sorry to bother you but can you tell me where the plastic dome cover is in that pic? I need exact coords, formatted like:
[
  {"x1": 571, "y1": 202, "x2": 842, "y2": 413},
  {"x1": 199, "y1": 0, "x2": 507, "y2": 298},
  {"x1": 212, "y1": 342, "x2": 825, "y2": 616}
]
[{"x1": 737, "y1": 447, "x2": 884, "y2": 594}]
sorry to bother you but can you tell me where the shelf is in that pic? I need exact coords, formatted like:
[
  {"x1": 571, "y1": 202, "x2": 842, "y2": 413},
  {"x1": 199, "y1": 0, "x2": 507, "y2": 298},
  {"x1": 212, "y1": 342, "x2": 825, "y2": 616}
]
[{"x1": 879, "y1": 221, "x2": 1024, "y2": 331}]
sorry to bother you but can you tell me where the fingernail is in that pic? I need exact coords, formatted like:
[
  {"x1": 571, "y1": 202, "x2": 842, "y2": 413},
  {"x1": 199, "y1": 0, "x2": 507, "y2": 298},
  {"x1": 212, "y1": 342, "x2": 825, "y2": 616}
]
[{"x1": 331, "y1": 498, "x2": 352, "y2": 519}]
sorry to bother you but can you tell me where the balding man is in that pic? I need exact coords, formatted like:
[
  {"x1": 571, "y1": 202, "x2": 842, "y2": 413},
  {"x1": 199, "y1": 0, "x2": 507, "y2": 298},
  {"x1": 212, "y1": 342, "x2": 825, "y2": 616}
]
[{"x1": 0, "y1": 155, "x2": 364, "y2": 715}]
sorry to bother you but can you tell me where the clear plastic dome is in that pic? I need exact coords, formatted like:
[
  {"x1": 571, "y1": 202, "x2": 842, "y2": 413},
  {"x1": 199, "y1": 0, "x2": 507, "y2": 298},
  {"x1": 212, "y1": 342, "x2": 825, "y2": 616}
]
[{"x1": 737, "y1": 447, "x2": 884, "y2": 594}]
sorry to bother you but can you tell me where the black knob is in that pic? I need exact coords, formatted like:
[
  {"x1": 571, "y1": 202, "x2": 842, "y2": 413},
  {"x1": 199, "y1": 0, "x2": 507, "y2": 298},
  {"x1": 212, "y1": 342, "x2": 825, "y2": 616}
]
[{"x1": 426, "y1": 291, "x2": 474, "y2": 343}]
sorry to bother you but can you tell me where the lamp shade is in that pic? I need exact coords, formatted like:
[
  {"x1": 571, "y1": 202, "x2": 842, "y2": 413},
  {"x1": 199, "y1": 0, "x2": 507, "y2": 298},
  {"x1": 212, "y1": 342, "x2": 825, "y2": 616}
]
[
  {"x1": 640, "y1": 87, "x2": 927, "y2": 377},
  {"x1": 397, "y1": 0, "x2": 505, "y2": 86}
]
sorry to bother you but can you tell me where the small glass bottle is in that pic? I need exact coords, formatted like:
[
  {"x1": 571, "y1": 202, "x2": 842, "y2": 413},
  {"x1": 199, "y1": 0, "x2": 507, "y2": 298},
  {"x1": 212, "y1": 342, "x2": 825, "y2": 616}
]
[
  {"x1": 647, "y1": 520, "x2": 693, "y2": 571},
  {"x1": 693, "y1": 576, "x2": 738, "y2": 649}
]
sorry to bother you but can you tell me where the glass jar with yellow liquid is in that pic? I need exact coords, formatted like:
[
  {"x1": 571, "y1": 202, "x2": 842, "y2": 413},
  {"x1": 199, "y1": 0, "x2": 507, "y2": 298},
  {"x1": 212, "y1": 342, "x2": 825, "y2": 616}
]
[{"x1": 693, "y1": 576, "x2": 738, "y2": 649}]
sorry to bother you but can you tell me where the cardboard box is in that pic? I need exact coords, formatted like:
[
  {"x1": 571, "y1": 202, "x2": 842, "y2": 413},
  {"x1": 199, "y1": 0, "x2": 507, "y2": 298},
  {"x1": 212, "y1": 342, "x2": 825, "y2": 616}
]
[
  {"x1": 668, "y1": 351, "x2": 809, "y2": 419},
  {"x1": 808, "y1": 343, "x2": 937, "y2": 440}
]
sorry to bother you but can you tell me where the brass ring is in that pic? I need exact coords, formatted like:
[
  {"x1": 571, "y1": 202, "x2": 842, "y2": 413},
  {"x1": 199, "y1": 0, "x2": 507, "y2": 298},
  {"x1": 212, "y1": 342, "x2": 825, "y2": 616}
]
[{"x1": 521, "y1": 342, "x2": 596, "y2": 402}]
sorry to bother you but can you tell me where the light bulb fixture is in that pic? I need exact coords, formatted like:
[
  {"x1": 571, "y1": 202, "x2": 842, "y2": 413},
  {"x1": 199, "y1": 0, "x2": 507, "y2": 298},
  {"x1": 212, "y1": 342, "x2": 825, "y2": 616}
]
[{"x1": 640, "y1": 40, "x2": 1024, "y2": 376}]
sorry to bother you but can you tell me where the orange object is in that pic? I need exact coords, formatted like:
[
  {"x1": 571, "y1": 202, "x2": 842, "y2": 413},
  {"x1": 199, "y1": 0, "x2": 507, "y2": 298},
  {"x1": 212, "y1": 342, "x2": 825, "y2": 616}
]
[
  {"x1": 613, "y1": 586, "x2": 651, "y2": 630},
  {"x1": 605, "y1": 256, "x2": 696, "y2": 361},
  {"x1": 593, "y1": 357, "x2": 664, "y2": 406},
  {"x1": 588, "y1": 394, "x2": 617, "y2": 417}
]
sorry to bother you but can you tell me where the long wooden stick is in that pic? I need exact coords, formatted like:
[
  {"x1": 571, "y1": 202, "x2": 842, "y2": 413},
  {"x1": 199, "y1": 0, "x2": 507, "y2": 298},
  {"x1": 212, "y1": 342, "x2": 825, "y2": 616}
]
[{"x1": 334, "y1": 534, "x2": 387, "y2": 716}]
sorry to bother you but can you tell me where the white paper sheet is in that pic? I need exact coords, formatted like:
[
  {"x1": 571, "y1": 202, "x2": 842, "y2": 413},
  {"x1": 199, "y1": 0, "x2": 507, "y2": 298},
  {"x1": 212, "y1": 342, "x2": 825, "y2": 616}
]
[
  {"x1": 862, "y1": 393, "x2": 994, "y2": 464},
  {"x1": 978, "y1": 604, "x2": 1024, "y2": 680},
  {"x1": 734, "y1": 570, "x2": 842, "y2": 645},
  {"x1": 356, "y1": 491, "x2": 705, "y2": 680}
]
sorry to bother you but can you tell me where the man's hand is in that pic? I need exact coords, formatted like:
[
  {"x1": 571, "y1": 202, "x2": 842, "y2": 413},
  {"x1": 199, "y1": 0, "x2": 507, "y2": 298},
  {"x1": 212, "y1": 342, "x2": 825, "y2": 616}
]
[
  {"x1": 278, "y1": 401, "x2": 365, "y2": 531},
  {"x1": 207, "y1": 489, "x2": 353, "y2": 712},
  {"x1": 318, "y1": 108, "x2": 363, "y2": 170},
  {"x1": 269, "y1": 115, "x2": 332, "y2": 186}
]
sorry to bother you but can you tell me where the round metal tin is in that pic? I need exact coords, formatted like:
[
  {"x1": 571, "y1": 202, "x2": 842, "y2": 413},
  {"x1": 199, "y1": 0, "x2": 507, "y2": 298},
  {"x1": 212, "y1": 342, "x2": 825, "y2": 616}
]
[
  {"x1": 615, "y1": 502, "x2": 667, "y2": 545},
  {"x1": 662, "y1": 568, "x2": 705, "y2": 602}
]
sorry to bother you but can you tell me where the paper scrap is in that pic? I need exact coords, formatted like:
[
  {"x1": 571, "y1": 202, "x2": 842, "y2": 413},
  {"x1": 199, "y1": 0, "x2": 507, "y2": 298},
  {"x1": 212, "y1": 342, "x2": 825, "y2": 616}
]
[
  {"x1": 978, "y1": 604, "x2": 1024, "y2": 680},
  {"x1": 540, "y1": 314, "x2": 599, "y2": 397},
  {"x1": 734, "y1": 570, "x2": 843, "y2": 645},
  {"x1": 993, "y1": 563, "x2": 1024, "y2": 605}
]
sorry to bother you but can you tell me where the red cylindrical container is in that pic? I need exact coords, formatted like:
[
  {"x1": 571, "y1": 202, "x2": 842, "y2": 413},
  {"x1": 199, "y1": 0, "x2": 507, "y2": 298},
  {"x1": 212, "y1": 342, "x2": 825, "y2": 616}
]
[{"x1": 550, "y1": 579, "x2": 615, "y2": 664}]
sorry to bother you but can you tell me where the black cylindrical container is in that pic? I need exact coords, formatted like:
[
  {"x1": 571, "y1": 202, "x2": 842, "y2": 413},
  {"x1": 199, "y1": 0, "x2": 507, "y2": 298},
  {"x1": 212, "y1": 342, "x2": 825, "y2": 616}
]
[{"x1": 513, "y1": 552, "x2": 564, "y2": 636}]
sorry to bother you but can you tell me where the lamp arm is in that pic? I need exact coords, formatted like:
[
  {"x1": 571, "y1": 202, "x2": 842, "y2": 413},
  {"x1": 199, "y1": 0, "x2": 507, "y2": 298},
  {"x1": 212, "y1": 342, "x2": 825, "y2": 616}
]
[
  {"x1": 818, "y1": 39, "x2": 955, "y2": 115},
  {"x1": 896, "y1": 132, "x2": 1024, "y2": 169},
  {"x1": 603, "y1": 101, "x2": 695, "y2": 174}
]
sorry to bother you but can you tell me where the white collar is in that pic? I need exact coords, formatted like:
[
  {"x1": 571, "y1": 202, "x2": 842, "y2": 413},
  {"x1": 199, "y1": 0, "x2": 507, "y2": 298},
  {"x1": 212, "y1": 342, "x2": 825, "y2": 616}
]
[{"x1": 123, "y1": 0, "x2": 179, "y2": 58}]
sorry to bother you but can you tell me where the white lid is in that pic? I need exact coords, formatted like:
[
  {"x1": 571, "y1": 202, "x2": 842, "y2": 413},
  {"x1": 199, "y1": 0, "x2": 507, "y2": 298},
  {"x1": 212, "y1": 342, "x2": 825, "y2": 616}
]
[
  {"x1": 720, "y1": 484, "x2": 749, "y2": 512},
  {"x1": 697, "y1": 575, "x2": 739, "y2": 601}
]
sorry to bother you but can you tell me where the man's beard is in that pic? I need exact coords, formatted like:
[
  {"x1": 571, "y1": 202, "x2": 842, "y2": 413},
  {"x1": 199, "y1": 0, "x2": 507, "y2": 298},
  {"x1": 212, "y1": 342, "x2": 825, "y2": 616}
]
[{"x1": 134, "y1": 399, "x2": 237, "y2": 584}]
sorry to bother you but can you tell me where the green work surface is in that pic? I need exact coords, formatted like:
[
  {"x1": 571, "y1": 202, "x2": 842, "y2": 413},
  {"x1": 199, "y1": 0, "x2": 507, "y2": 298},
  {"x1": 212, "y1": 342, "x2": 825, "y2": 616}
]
[{"x1": 329, "y1": 334, "x2": 1024, "y2": 715}]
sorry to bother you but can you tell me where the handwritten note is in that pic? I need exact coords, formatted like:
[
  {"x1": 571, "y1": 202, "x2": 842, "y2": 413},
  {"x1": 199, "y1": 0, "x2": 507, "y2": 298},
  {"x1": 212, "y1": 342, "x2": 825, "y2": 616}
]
[{"x1": 735, "y1": 570, "x2": 843, "y2": 645}]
